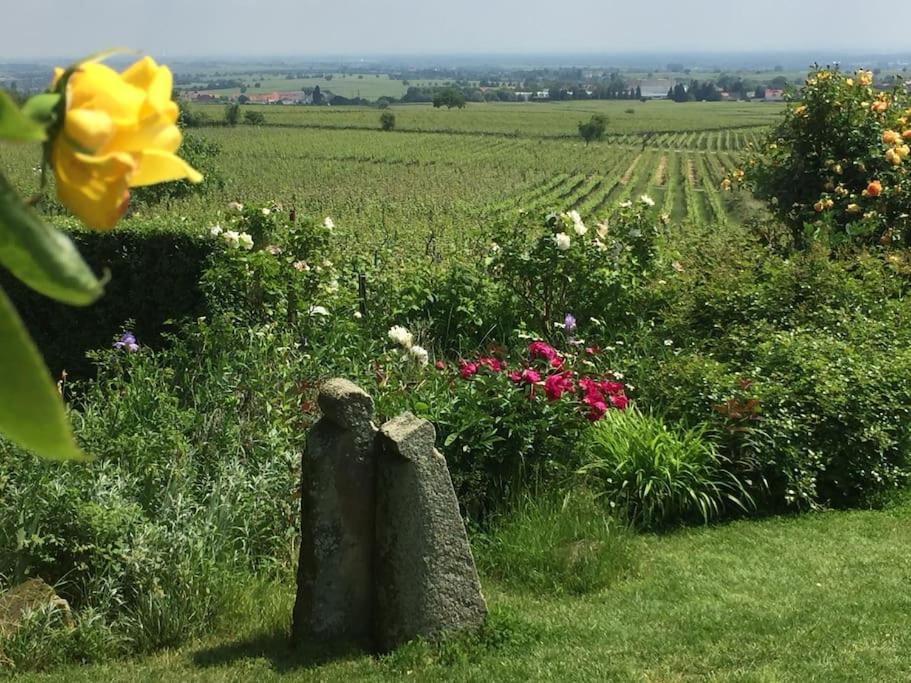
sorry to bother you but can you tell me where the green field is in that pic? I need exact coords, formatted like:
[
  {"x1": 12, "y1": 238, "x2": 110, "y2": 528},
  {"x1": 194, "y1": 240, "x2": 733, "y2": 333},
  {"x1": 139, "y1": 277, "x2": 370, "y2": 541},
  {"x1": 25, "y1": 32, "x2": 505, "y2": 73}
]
[{"x1": 1, "y1": 100, "x2": 780, "y2": 257}]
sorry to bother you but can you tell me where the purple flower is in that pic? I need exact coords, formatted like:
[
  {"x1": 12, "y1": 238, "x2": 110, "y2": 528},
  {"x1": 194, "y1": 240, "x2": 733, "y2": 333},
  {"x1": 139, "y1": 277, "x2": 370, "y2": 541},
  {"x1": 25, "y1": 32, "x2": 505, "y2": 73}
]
[
  {"x1": 564, "y1": 314, "x2": 577, "y2": 334},
  {"x1": 114, "y1": 332, "x2": 139, "y2": 353}
]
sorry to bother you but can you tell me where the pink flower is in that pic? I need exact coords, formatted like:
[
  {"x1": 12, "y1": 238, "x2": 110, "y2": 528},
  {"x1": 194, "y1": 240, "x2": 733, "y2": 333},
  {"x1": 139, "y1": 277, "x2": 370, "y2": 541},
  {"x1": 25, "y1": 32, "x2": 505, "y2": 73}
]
[
  {"x1": 609, "y1": 394, "x2": 629, "y2": 410},
  {"x1": 458, "y1": 360, "x2": 479, "y2": 379},
  {"x1": 435, "y1": 360, "x2": 446, "y2": 371},
  {"x1": 508, "y1": 371, "x2": 523, "y2": 383},
  {"x1": 528, "y1": 341, "x2": 559, "y2": 362},
  {"x1": 521, "y1": 369, "x2": 542, "y2": 384},
  {"x1": 600, "y1": 381, "x2": 625, "y2": 396},
  {"x1": 544, "y1": 372, "x2": 574, "y2": 401},
  {"x1": 550, "y1": 356, "x2": 564, "y2": 369},
  {"x1": 478, "y1": 356, "x2": 505, "y2": 373},
  {"x1": 587, "y1": 400, "x2": 608, "y2": 421}
]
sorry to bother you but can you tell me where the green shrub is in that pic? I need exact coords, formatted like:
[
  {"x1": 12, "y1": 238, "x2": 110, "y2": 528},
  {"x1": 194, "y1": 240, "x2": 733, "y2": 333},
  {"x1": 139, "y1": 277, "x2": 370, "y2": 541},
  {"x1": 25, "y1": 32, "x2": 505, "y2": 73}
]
[
  {"x1": 472, "y1": 492, "x2": 634, "y2": 595},
  {"x1": 641, "y1": 237, "x2": 911, "y2": 509},
  {"x1": 0, "y1": 225, "x2": 214, "y2": 378},
  {"x1": 578, "y1": 409, "x2": 752, "y2": 528}
]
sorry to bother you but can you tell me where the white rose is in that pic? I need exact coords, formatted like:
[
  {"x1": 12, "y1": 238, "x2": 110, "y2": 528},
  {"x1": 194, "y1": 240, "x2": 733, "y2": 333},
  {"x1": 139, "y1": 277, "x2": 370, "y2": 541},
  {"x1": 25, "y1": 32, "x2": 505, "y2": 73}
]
[
  {"x1": 409, "y1": 345, "x2": 429, "y2": 366},
  {"x1": 554, "y1": 232, "x2": 572, "y2": 251},
  {"x1": 238, "y1": 232, "x2": 254, "y2": 251}
]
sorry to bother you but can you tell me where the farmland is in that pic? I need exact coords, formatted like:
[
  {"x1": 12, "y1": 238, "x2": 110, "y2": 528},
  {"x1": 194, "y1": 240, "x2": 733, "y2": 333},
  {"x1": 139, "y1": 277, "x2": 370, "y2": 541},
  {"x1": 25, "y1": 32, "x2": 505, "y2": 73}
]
[{"x1": 2, "y1": 99, "x2": 782, "y2": 256}]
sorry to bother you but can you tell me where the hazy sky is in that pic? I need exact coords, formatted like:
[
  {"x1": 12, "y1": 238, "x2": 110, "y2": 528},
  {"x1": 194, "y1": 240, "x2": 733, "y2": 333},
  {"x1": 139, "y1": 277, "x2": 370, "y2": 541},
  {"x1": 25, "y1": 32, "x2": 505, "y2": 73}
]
[{"x1": 4, "y1": 0, "x2": 910, "y2": 59}]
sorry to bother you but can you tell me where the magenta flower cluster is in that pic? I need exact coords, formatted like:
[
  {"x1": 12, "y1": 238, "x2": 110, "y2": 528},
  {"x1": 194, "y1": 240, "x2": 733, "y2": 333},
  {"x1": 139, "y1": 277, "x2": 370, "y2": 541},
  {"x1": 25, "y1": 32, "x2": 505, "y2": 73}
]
[{"x1": 451, "y1": 340, "x2": 629, "y2": 421}]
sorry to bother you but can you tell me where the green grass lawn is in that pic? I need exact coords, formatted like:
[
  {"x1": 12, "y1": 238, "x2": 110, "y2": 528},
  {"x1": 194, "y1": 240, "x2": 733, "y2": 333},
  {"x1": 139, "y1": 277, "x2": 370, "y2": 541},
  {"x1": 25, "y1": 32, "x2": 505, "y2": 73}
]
[{"x1": 18, "y1": 503, "x2": 911, "y2": 682}]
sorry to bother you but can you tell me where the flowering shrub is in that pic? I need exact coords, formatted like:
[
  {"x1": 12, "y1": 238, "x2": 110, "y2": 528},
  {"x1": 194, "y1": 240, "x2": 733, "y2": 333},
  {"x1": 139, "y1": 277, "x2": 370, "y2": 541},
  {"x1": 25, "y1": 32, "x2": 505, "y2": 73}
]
[
  {"x1": 489, "y1": 201, "x2": 661, "y2": 335},
  {"x1": 201, "y1": 205, "x2": 353, "y2": 328},
  {"x1": 735, "y1": 66, "x2": 911, "y2": 248},
  {"x1": 375, "y1": 330, "x2": 631, "y2": 516}
]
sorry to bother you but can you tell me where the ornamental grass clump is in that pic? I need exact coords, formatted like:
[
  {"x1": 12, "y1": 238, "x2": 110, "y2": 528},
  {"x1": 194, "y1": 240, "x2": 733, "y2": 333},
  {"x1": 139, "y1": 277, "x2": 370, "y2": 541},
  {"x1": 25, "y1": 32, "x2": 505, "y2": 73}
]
[{"x1": 579, "y1": 408, "x2": 753, "y2": 529}]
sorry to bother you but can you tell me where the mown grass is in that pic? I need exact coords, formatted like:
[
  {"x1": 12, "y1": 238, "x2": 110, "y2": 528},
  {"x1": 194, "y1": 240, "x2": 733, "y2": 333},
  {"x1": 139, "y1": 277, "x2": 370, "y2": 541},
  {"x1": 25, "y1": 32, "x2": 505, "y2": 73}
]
[{"x1": 15, "y1": 502, "x2": 911, "y2": 682}]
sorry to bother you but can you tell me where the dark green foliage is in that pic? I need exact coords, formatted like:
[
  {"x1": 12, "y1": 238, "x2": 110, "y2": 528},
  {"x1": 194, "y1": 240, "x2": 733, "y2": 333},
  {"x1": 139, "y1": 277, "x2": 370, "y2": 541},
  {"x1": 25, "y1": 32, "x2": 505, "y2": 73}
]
[
  {"x1": 432, "y1": 87, "x2": 467, "y2": 109},
  {"x1": 0, "y1": 226, "x2": 214, "y2": 378},
  {"x1": 243, "y1": 110, "x2": 266, "y2": 125},
  {"x1": 577, "y1": 113, "x2": 608, "y2": 143},
  {"x1": 224, "y1": 103, "x2": 240, "y2": 126},
  {"x1": 379, "y1": 110, "x2": 395, "y2": 131}
]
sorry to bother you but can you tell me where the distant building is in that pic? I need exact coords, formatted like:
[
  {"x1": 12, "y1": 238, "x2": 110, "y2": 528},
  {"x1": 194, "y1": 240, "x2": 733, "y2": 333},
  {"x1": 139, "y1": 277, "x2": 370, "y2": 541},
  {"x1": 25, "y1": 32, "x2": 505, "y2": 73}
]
[
  {"x1": 534, "y1": 90, "x2": 551, "y2": 99},
  {"x1": 636, "y1": 79, "x2": 676, "y2": 99},
  {"x1": 514, "y1": 91, "x2": 533, "y2": 101},
  {"x1": 764, "y1": 88, "x2": 785, "y2": 102}
]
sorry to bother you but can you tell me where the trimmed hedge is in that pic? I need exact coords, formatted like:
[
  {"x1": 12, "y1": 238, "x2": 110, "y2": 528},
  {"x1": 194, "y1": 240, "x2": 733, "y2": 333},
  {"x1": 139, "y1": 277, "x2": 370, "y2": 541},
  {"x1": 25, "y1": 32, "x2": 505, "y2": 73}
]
[{"x1": 1, "y1": 226, "x2": 214, "y2": 379}]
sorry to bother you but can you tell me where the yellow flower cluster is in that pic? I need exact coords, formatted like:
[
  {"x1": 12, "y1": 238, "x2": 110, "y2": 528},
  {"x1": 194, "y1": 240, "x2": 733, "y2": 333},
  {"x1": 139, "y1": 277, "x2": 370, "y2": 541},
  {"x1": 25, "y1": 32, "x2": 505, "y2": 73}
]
[
  {"x1": 51, "y1": 56, "x2": 202, "y2": 230},
  {"x1": 882, "y1": 129, "x2": 910, "y2": 166},
  {"x1": 857, "y1": 70, "x2": 874, "y2": 87}
]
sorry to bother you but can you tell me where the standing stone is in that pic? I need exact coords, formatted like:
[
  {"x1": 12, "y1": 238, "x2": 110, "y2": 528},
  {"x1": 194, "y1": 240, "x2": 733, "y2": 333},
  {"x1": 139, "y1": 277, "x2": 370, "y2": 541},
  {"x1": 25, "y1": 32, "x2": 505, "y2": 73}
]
[
  {"x1": 374, "y1": 412, "x2": 488, "y2": 652},
  {"x1": 0, "y1": 578, "x2": 73, "y2": 637},
  {"x1": 293, "y1": 379, "x2": 377, "y2": 646}
]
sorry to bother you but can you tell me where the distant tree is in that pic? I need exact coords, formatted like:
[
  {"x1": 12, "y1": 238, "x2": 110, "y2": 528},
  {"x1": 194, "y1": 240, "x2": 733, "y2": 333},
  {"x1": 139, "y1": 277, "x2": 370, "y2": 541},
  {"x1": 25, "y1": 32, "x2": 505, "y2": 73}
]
[
  {"x1": 244, "y1": 110, "x2": 266, "y2": 125},
  {"x1": 224, "y1": 103, "x2": 240, "y2": 126},
  {"x1": 325, "y1": 74, "x2": 334, "y2": 81},
  {"x1": 312, "y1": 85, "x2": 323, "y2": 105},
  {"x1": 380, "y1": 111, "x2": 396, "y2": 131},
  {"x1": 578, "y1": 113, "x2": 608, "y2": 144},
  {"x1": 237, "y1": 94, "x2": 250, "y2": 104},
  {"x1": 253, "y1": 82, "x2": 261, "y2": 88},
  {"x1": 432, "y1": 87, "x2": 467, "y2": 109},
  {"x1": 240, "y1": 85, "x2": 247, "y2": 93},
  {"x1": 635, "y1": 85, "x2": 642, "y2": 99},
  {"x1": 754, "y1": 86, "x2": 767, "y2": 99},
  {"x1": 771, "y1": 76, "x2": 789, "y2": 89}
]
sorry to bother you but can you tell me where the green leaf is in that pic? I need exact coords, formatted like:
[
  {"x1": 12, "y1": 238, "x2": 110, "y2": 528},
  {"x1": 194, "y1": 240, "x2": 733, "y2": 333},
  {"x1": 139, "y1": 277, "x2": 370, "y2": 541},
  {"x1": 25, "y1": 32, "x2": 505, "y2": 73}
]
[
  {"x1": 0, "y1": 90, "x2": 46, "y2": 142},
  {"x1": 0, "y1": 172, "x2": 103, "y2": 306},
  {"x1": 0, "y1": 285, "x2": 88, "y2": 461},
  {"x1": 20, "y1": 93, "x2": 61, "y2": 129}
]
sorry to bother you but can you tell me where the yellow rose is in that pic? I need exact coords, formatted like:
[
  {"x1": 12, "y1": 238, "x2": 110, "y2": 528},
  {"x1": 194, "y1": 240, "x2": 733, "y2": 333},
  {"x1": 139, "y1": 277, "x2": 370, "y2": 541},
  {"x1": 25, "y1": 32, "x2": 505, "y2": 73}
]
[
  {"x1": 857, "y1": 70, "x2": 873, "y2": 87},
  {"x1": 897, "y1": 145, "x2": 910, "y2": 160},
  {"x1": 846, "y1": 203, "x2": 863, "y2": 214},
  {"x1": 886, "y1": 148, "x2": 902, "y2": 166},
  {"x1": 882, "y1": 130, "x2": 902, "y2": 146},
  {"x1": 51, "y1": 56, "x2": 202, "y2": 230},
  {"x1": 846, "y1": 78, "x2": 854, "y2": 86}
]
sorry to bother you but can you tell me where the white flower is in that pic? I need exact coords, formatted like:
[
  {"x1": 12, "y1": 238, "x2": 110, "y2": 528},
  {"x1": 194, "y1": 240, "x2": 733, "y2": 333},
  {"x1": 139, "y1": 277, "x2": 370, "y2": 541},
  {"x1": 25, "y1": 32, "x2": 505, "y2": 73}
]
[
  {"x1": 209, "y1": 225, "x2": 223, "y2": 237},
  {"x1": 490, "y1": 242, "x2": 501, "y2": 253},
  {"x1": 238, "y1": 232, "x2": 254, "y2": 251},
  {"x1": 261, "y1": 208, "x2": 271, "y2": 216},
  {"x1": 293, "y1": 260, "x2": 310, "y2": 272},
  {"x1": 323, "y1": 216, "x2": 335, "y2": 230},
  {"x1": 309, "y1": 306, "x2": 330, "y2": 317},
  {"x1": 265, "y1": 244, "x2": 282, "y2": 255},
  {"x1": 566, "y1": 209, "x2": 587, "y2": 235},
  {"x1": 409, "y1": 345, "x2": 429, "y2": 366},
  {"x1": 353, "y1": 311, "x2": 363, "y2": 319},
  {"x1": 227, "y1": 201, "x2": 244, "y2": 212},
  {"x1": 322, "y1": 259, "x2": 333, "y2": 268},
  {"x1": 222, "y1": 230, "x2": 240, "y2": 248},
  {"x1": 639, "y1": 194, "x2": 655, "y2": 207},
  {"x1": 596, "y1": 221, "x2": 609, "y2": 239},
  {"x1": 660, "y1": 213, "x2": 671, "y2": 225},
  {"x1": 554, "y1": 232, "x2": 572, "y2": 251},
  {"x1": 619, "y1": 200, "x2": 633, "y2": 209},
  {"x1": 593, "y1": 239, "x2": 607, "y2": 252},
  {"x1": 388, "y1": 325, "x2": 413, "y2": 349}
]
